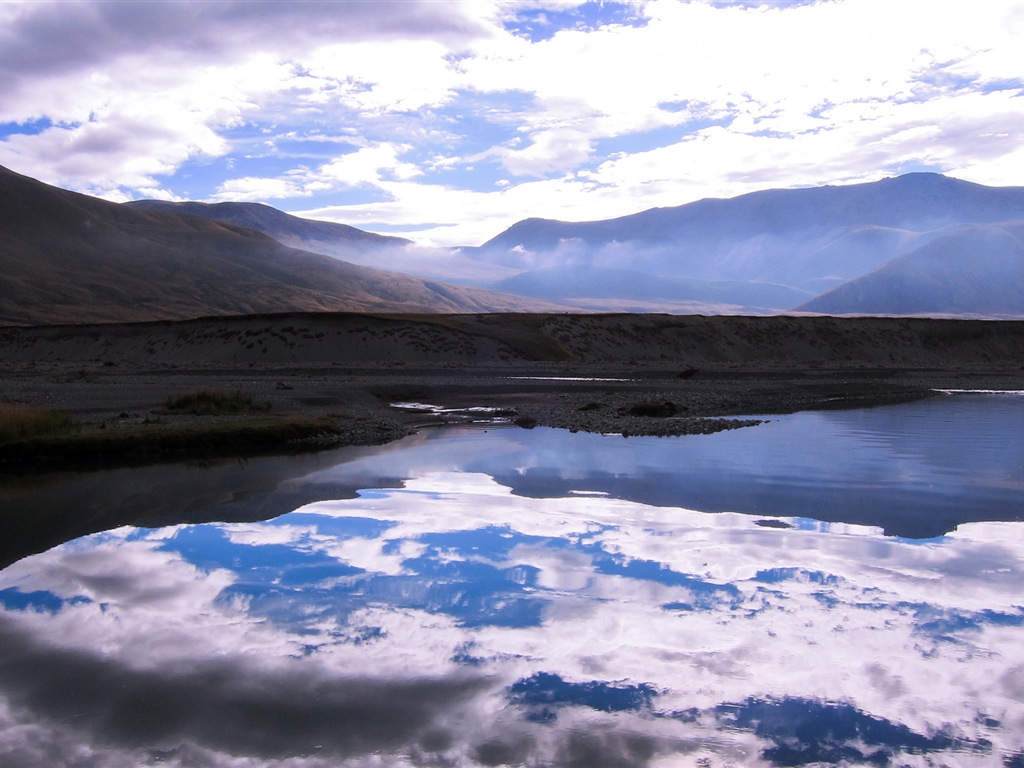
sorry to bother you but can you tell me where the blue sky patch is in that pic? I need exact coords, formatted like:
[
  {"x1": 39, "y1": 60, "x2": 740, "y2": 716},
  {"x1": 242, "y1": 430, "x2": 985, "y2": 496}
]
[
  {"x1": 0, "y1": 587, "x2": 91, "y2": 614},
  {"x1": 503, "y1": 2, "x2": 646, "y2": 43},
  {"x1": 508, "y1": 671, "x2": 658, "y2": 720},
  {"x1": 718, "y1": 696, "x2": 982, "y2": 766}
]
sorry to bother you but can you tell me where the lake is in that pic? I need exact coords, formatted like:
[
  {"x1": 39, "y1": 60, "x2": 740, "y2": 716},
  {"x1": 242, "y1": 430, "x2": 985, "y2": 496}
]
[{"x1": 1, "y1": 393, "x2": 1023, "y2": 767}]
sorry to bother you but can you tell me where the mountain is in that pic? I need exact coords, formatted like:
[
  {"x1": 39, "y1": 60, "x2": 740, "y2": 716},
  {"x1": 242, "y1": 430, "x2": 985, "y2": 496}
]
[
  {"x1": 471, "y1": 173, "x2": 1024, "y2": 316},
  {"x1": 475, "y1": 174, "x2": 1024, "y2": 287},
  {"x1": 797, "y1": 222, "x2": 1024, "y2": 316},
  {"x1": 126, "y1": 199, "x2": 410, "y2": 253},
  {"x1": 9, "y1": 166, "x2": 1024, "y2": 322},
  {"x1": 0, "y1": 165, "x2": 556, "y2": 325},
  {"x1": 126, "y1": 199, "x2": 518, "y2": 286}
]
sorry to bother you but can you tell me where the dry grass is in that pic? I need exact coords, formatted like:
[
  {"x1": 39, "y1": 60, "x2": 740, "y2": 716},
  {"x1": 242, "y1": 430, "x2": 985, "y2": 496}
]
[
  {"x1": 164, "y1": 389, "x2": 271, "y2": 416},
  {"x1": 0, "y1": 414, "x2": 382, "y2": 470},
  {"x1": 0, "y1": 403, "x2": 79, "y2": 442},
  {"x1": 628, "y1": 401, "x2": 680, "y2": 417}
]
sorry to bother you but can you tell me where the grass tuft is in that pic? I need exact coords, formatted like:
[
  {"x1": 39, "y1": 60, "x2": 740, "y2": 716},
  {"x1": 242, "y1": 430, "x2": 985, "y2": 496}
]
[
  {"x1": 0, "y1": 403, "x2": 80, "y2": 442},
  {"x1": 164, "y1": 389, "x2": 271, "y2": 416},
  {"x1": 628, "y1": 401, "x2": 679, "y2": 418}
]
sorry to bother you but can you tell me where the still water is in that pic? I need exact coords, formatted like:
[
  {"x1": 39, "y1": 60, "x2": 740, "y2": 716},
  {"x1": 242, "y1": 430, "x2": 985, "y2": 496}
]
[{"x1": 1, "y1": 394, "x2": 1023, "y2": 767}]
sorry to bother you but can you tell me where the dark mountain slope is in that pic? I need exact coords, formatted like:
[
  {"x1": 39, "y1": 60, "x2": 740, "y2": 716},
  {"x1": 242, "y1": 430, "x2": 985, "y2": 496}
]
[
  {"x1": 0, "y1": 165, "x2": 557, "y2": 325},
  {"x1": 798, "y1": 223, "x2": 1024, "y2": 316}
]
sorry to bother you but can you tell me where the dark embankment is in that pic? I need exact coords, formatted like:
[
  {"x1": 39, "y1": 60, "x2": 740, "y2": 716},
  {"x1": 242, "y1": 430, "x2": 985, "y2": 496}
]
[{"x1": 2, "y1": 312, "x2": 1024, "y2": 368}]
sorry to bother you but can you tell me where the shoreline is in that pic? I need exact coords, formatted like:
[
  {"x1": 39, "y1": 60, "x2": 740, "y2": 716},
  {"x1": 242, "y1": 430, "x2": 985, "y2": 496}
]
[
  {"x1": 0, "y1": 369, "x2": 1016, "y2": 572},
  {"x1": 1, "y1": 360, "x2": 1013, "y2": 473},
  {"x1": 3, "y1": 312, "x2": 1024, "y2": 472}
]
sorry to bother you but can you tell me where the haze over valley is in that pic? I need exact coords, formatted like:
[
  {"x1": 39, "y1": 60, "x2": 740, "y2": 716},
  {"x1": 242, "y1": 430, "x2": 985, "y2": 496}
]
[
  {"x1": 5, "y1": 162, "x2": 1024, "y2": 324},
  {"x1": 471, "y1": 172, "x2": 1024, "y2": 316}
]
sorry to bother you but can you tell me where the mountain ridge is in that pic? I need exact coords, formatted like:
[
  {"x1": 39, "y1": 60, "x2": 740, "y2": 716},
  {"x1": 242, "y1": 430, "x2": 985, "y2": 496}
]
[
  {"x1": 126, "y1": 197, "x2": 518, "y2": 287},
  {"x1": 481, "y1": 173, "x2": 1024, "y2": 253},
  {"x1": 126, "y1": 199, "x2": 411, "y2": 251},
  {"x1": 470, "y1": 173, "x2": 1024, "y2": 316}
]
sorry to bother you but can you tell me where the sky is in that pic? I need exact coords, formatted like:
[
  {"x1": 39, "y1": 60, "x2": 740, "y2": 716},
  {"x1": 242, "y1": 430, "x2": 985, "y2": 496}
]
[{"x1": 1, "y1": 0, "x2": 1023, "y2": 248}]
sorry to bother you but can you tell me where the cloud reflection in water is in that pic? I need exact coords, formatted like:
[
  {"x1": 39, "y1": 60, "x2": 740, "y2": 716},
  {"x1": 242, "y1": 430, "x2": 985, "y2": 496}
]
[{"x1": 0, "y1": 465, "x2": 1022, "y2": 766}]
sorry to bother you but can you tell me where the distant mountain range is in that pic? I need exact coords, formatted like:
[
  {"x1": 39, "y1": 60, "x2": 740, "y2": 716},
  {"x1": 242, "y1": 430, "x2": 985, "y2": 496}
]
[
  {"x1": 136, "y1": 172, "x2": 1024, "y2": 318},
  {"x1": 472, "y1": 173, "x2": 1024, "y2": 316},
  {"x1": 3, "y1": 164, "x2": 1024, "y2": 324},
  {"x1": 0, "y1": 165, "x2": 554, "y2": 325}
]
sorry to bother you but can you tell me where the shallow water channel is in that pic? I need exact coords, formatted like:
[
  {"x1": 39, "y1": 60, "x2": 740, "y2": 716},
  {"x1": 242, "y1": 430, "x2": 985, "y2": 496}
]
[{"x1": 1, "y1": 393, "x2": 1023, "y2": 766}]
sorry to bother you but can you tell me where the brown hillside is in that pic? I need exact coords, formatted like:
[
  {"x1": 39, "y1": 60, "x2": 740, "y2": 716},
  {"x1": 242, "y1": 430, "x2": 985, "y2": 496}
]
[{"x1": 0, "y1": 165, "x2": 557, "y2": 325}]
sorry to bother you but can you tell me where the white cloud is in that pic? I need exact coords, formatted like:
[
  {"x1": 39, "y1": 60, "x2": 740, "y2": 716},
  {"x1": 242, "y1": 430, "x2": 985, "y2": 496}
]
[
  {"x1": 459, "y1": 0, "x2": 1024, "y2": 178},
  {"x1": 497, "y1": 127, "x2": 595, "y2": 176},
  {"x1": 320, "y1": 143, "x2": 422, "y2": 184},
  {"x1": 213, "y1": 175, "x2": 313, "y2": 203},
  {"x1": 303, "y1": 39, "x2": 462, "y2": 114},
  {"x1": 0, "y1": 0, "x2": 493, "y2": 194}
]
